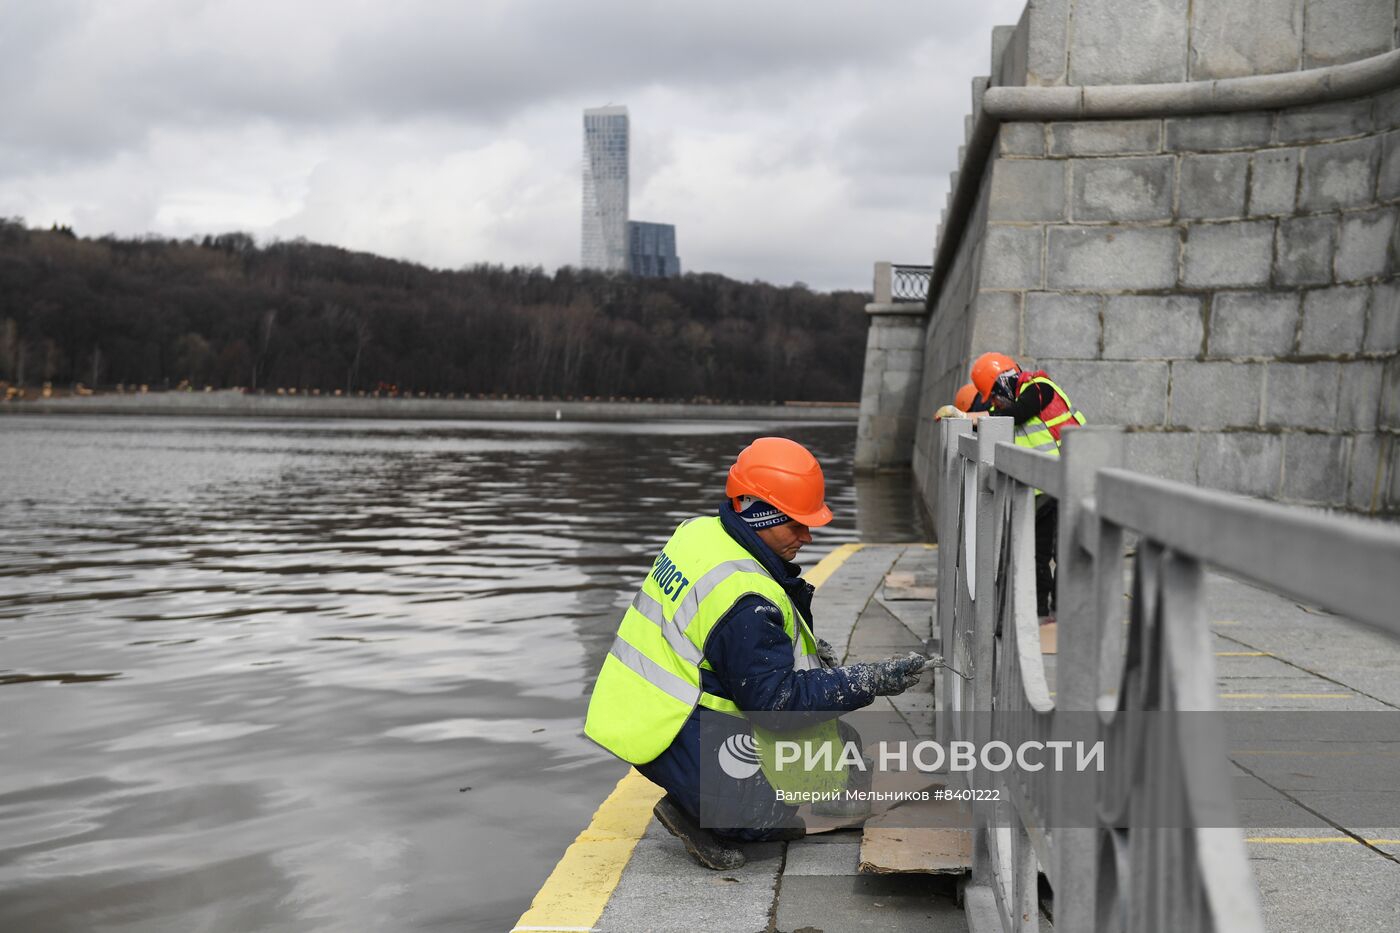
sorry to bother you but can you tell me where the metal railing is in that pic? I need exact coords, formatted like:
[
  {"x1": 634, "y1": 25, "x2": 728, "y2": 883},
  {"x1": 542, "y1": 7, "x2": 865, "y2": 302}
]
[
  {"x1": 935, "y1": 418, "x2": 1400, "y2": 932},
  {"x1": 891, "y1": 264, "x2": 932, "y2": 302},
  {"x1": 872, "y1": 261, "x2": 933, "y2": 304}
]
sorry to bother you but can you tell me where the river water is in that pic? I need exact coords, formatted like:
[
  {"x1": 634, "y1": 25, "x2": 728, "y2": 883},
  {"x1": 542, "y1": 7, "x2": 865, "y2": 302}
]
[{"x1": 0, "y1": 415, "x2": 928, "y2": 932}]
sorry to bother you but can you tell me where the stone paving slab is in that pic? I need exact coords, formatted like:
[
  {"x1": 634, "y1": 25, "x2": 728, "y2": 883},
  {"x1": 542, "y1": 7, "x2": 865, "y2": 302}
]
[
  {"x1": 1251, "y1": 841, "x2": 1400, "y2": 933},
  {"x1": 1200, "y1": 574, "x2": 1400, "y2": 933},
  {"x1": 773, "y1": 874, "x2": 966, "y2": 933},
  {"x1": 596, "y1": 822, "x2": 783, "y2": 933},
  {"x1": 784, "y1": 841, "x2": 862, "y2": 876},
  {"x1": 1204, "y1": 577, "x2": 1400, "y2": 711},
  {"x1": 816, "y1": 546, "x2": 904, "y2": 662},
  {"x1": 847, "y1": 599, "x2": 927, "y2": 658},
  {"x1": 876, "y1": 598, "x2": 936, "y2": 645}
]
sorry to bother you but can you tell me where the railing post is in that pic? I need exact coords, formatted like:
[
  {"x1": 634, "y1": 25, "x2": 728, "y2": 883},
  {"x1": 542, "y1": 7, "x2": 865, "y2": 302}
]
[
  {"x1": 1055, "y1": 425, "x2": 1124, "y2": 711},
  {"x1": 1050, "y1": 426, "x2": 1122, "y2": 933},
  {"x1": 873, "y1": 261, "x2": 893, "y2": 304},
  {"x1": 937, "y1": 417, "x2": 974, "y2": 746},
  {"x1": 970, "y1": 416, "x2": 1012, "y2": 890}
]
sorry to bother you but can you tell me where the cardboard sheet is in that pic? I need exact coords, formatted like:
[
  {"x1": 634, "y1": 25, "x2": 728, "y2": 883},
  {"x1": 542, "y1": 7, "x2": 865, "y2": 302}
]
[{"x1": 858, "y1": 801, "x2": 973, "y2": 875}]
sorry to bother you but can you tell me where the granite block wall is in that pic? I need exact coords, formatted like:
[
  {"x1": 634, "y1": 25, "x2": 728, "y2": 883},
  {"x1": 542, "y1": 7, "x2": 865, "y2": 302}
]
[
  {"x1": 978, "y1": 91, "x2": 1398, "y2": 512},
  {"x1": 1019, "y1": 0, "x2": 1400, "y2": 87},
  {"x1": 898, "y1": 0, "x2": 1400, "y2": 515}
]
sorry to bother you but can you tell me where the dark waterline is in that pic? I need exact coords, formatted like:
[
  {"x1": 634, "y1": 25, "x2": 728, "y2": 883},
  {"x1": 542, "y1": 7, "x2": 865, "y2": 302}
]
[{"x1": 0, "y1": 415, "x2": 928, "y2": 932}]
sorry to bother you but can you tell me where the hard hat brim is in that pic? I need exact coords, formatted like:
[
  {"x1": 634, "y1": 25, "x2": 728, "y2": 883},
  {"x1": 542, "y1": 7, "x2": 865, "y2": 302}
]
[{"x1": 787, "y1": 503, "x2": 833, "y2": 528}]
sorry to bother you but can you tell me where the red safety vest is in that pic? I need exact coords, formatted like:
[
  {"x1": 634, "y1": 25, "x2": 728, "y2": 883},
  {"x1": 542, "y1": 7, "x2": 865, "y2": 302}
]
[{"x1": 1015, "y1": 370, "x2": 1085, "y2": 444}]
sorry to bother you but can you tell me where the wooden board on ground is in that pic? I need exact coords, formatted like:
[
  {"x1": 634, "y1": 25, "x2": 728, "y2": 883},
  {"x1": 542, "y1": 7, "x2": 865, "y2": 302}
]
[{"x1": 859, "y1": 801, "x2": 973, "y2": 875}]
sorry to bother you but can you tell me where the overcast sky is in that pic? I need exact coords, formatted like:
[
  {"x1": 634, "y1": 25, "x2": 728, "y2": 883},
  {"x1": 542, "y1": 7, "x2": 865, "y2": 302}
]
[{"x1": 2, "y1": 0, "x2": 1028, "y2": 291}]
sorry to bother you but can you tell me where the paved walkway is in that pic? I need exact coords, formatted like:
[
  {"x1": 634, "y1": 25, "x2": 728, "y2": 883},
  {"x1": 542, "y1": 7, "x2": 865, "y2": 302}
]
[{"x1": 1204, "y1": 574, "x2": 1400, "y2": 933}]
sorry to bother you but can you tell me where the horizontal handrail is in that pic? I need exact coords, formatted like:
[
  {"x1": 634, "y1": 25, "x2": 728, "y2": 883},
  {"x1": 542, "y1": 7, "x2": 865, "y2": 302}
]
[
  {"x1": 940, "y1": 422, "x2": 1272, "y2": 931},
  {"x1": 890, "y1": 264, "x2": 933, "y2": 302},
  {"x1": 1096, "y1": 468, "x2": 1400, "y2": 635},
  {"x1": 993, "y1": 441, "x2": 1063, "y2": 499},
  {"x1": 983, "y1": 47, "x2": 1400, "y2": 120}
]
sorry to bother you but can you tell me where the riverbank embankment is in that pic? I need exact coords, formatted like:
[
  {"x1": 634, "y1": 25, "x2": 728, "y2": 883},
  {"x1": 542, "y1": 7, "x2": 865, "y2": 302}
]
[{"x1": 1, "y1": 392, "x2": 859, "y2": 423}]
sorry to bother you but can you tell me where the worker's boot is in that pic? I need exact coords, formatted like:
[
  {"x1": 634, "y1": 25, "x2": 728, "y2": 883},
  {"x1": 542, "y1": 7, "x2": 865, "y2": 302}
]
[{"x1": 653, "y1": 796, "x2": 746, "y2": 871}]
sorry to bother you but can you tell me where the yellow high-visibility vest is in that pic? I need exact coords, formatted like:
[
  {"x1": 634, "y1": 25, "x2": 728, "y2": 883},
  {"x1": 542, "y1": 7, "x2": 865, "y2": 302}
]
[{"x1": 584, "y1": 516, "x2": 844, "y2": 793}]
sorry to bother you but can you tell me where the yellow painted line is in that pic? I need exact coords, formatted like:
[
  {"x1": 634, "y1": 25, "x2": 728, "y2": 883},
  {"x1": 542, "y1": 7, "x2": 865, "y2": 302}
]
[
  {"x1": 1216, "y1": 651, "x2": 1270, "y2": 657},
  {"x1": 804, "y1": 542, "x2": 866, "y2": 589},
  {"x1": 1246, "y1": 837, "x2": 1400, "y2": 845},
  {"x1": 513, "y1": 541, "x2": 870, "y2": 932},
  {"x1": 1220, "y1": 689, "x2": 1349, "y2": 697},
  {"x1": 510, "y1": 769, "x2": 664, "y2": 933}
]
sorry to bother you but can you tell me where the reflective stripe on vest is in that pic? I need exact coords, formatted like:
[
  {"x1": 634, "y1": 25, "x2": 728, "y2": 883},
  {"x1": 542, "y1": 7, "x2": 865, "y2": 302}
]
[
  {"x1": 1013, "y1": 374, "x2": 1086, "y2": 458},
  {"x1": 584, "y1": 516, "x2": 822, "y2": 765},
  {"x1": 629, "y1": 588, "x2": 704, "y2": 666},
  {"x1": 607, "y1": 633, "x2": 696, "y2": 705}
]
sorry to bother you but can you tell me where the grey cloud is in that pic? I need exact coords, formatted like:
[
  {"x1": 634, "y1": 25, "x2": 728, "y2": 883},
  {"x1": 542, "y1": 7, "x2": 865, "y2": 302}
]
[
  {"x1": 0, "y1": 0, "x2": 1031, "y2": 289},
  {"x1": 2, "y1": 0, "x2": 952, "y2": 171}
]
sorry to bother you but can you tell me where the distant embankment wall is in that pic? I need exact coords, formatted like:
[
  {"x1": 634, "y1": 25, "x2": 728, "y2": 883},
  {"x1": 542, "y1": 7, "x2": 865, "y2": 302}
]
[
  {"x1": 900, "y1": 0, "x2": 1400, "y2": 517},
  {"x1": 4, "y1": 393, "x2": 859, "y2": 424}
]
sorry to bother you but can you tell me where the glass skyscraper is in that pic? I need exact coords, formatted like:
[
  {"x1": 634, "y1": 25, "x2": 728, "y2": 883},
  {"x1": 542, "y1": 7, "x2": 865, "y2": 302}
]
[
  {"x1": 581, "y1": 106, "x2": 630, "y2": 272},
  {"x1": 627, "y1": 221, "x2": 681, "y2": 278}
]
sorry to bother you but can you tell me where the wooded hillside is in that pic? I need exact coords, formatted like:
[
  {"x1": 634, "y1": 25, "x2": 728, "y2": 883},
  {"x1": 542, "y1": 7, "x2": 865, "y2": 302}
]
[{"x1": 0, "y1": 220, "x2": 870, "y2": 402}]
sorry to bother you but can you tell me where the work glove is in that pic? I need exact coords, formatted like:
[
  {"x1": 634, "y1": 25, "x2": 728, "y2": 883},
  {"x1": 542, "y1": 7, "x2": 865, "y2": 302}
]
[
  {"x1": 815, "y1": 637, "x2": 840, "y2": 668},
  {"x1": 847, "y1": 652, "x2": 928, "y2": 697}
]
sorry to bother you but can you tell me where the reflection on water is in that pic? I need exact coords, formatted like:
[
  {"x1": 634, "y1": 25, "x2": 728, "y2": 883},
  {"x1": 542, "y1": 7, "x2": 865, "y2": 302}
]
[{"x1": 0, "y1": 415, "x2": 927, "y2": 932}]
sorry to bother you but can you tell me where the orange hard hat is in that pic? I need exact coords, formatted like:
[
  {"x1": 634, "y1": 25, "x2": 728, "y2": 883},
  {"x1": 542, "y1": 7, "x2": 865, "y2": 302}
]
[
  {"x1": 970, "y1": 352, "x2": 1019, "y2": 399},
  {"x1": 726, "y1": 437, "x2": 832, "y2": 527},
  {"x1": 954, "y1": 383, "x2": 980, "y2": 412}
]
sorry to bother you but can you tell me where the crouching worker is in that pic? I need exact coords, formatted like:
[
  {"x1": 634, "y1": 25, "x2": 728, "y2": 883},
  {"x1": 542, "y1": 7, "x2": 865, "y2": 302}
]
[{"x1": 583, "y1": 437, "x2": 927, "y2": 870}]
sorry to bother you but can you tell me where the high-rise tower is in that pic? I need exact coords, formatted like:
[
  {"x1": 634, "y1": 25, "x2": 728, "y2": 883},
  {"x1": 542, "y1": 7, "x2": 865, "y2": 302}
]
[
  {"x1": 627, "y1": 221, "x2": 681, "y2": 278},
  {"x1": 581, "y1": 106, "x2": 629, "y2": 272}
]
